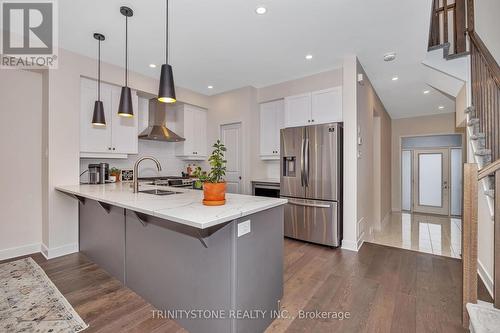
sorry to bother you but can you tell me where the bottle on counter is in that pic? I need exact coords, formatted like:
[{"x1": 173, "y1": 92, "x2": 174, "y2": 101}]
[{"x1": 187, "y1": 164, "x2": 192, "y2": 176}]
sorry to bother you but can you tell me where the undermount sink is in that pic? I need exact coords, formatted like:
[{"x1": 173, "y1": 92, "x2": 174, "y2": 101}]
[{"x1": 139, "y1": 189, "x2": 181, "y2": 196}]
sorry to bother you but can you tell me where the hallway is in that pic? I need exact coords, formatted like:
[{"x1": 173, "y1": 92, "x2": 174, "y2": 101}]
[{"x1": 371, "y1": 212, "x2": 462, "y2": 258}]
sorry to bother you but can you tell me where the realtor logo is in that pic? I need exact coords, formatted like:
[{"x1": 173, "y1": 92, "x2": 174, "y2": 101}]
[{"x1": 1, "y1": 0, "x2": 58, "y2": 68}]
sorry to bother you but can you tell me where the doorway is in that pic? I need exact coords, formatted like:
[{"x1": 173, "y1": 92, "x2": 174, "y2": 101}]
[
  {"x1": 220, "y1": 123, "x2": 242, "y2": 194},
  {"x1": 401, "y1": 134, "x2": 463, "y2": 216}
]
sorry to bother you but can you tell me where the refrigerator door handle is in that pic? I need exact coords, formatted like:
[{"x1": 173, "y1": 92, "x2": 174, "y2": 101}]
[
  {"x1": 304, "y1": 138, "x2": 310, "y2": 187},
  {"x1": 288, "y1": 200, "x2": 331, "y2": 209},
  {"x1": 300, "y1": 138, "x2": 305, "y2": 187}
]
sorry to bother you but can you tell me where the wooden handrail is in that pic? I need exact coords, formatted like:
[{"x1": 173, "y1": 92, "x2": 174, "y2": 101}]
[
  {"x1": 469, "y1": 31, "x2": 500, "y2": 88},
  {"x1": 479, "y1": 159, "x2": 500, "y2": 180}
]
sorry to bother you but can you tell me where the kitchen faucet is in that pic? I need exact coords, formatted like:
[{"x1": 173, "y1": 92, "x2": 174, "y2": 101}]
[{"x1": 133, "y1": 156, "x2": 162, "y2": 193}]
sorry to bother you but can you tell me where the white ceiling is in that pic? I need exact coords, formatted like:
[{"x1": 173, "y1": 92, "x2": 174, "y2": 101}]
[{"x1": 59, "y1": 0, "x2": 455, "y2": 119}]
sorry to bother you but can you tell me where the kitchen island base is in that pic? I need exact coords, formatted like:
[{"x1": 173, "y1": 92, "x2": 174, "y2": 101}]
[{"x1": 78, "y1": 199, "x2": 284, "y2": 333}]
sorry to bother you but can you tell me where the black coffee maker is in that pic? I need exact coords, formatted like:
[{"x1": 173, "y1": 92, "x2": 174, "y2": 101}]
[{"x1": 88, "y1": 163, "x2": 109, "y2": 184}]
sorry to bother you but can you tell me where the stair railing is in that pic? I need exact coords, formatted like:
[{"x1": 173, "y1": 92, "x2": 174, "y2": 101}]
[
  {"x1": 461, "y1": 0, "x2": 500, "y2": 327},
  {"x1": 428, "y1": 0, "x2": 467, "y2": 55}
]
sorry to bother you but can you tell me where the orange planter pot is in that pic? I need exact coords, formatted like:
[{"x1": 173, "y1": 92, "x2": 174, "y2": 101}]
[{"x1": 202, "y1": 182, "x2": 226, "y2": 206}]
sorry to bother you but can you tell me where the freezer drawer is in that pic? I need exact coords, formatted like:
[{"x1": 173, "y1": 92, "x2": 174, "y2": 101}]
[{"x1": 282, "y1": 198, "x2": 341, "y2": 247}]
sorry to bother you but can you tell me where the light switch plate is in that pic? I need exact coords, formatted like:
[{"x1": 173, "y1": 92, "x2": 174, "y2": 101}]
[{"x1": 237, "y1": 220, "x2": 251, "y2": 237}]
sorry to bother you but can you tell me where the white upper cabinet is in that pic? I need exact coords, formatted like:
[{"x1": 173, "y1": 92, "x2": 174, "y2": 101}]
[
  {"x1": 175, "y1": 104, "x2": 207, "y2": 160},
  {"x1": 284, "y1": 86, "x2": 342, "y2": 127},
  {"x1": 284, "y1": 93, "x2": 311, "y2": 128},
  {"x1": 260, "y1": 99, "x2": 284, "y2": 160},
  {"x1": 80, "y1": 78, "x2": 138, "y2": 158},
  {"x1": 311, "y1": 87, "x2": 342, "y2": 124}
]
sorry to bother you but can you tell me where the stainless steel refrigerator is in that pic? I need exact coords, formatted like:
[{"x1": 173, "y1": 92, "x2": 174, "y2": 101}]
[{"x1": 280, "y1": 123, "x2": 343, "y2": 247}]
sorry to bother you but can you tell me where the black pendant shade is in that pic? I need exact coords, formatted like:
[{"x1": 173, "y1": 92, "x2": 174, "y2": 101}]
[
  {"x1": 92, "y1": 101, "x2": 106, "y2": 126},
  {"x1": 158, "y1": 64, "x2": 176, "y2": 103},
  {"x1": 118, "y1": 86, "x2": 134, "y2": 117},
  {"x1": 92, "y1": 33, "x2": 106, "y2": 126},
  {"x1": 158, "y1": 0, "x2": 176, "y2": 103},
  {"x1": 118, "y1": 6, "x2": 134, "y2": 117}
]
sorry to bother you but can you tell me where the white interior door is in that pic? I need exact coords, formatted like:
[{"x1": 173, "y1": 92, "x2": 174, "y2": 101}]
[
  {"x1": 220, "y1": 123, "x2": 242, "y2": 194},
  {"x1": 413, "y1": 149, "x2": 450, "y2": 215}
]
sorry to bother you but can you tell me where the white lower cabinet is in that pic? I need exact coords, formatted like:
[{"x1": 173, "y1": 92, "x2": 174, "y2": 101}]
[
  {"x1": 260, "y1": 99, "x2": 284, "y2": 160},
  {"x1": 80, "y1": 78, "x2": 138, "y2": 158},
  {"x1": 175, "y1": 104, "x2": 207, "y2": 160}
]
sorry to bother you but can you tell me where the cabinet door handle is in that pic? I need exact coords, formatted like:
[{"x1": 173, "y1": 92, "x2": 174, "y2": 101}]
[
  {"x1": 311, "y1": 119, "x2": 315, "y2": 122},
  {"x1": 108, "y1": 147, "x2": 111, "y2": 150},
  {"x1": 112, "y1": 148, "x2": 116, "y2": 151},
  {"x1": 308, "y1": 120, "x2": 311, "y2": 123}
]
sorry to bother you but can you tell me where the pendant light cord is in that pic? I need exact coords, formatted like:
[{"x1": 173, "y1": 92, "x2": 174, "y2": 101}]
[
  {"x1": 166, "y1": 0, "x2": 169, "y2": 65},
  {"x1": 125, "y1": 16, "x2": 128, "y2": 87},
  {"x1": 98, "y1": 39, "x2": 101, "y2": 101}
]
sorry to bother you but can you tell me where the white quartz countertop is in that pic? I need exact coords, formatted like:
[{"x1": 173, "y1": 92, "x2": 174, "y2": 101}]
[{"x1": 56, "y1": 183, "x2": 287, "y2": 229}]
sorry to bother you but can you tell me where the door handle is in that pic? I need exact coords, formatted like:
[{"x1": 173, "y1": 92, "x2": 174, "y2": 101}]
[
  {"x1": 304, "y1": 138, "x2": 310, "y2": 187},
  {"x1": 288, "y1": 200, "x2": 330, "y2": 208},
  {"x1": 300, "y1": 139, "x2": 305, "y2": 187}
]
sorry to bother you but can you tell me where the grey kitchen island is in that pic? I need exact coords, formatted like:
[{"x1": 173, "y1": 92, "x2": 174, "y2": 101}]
[{"x1": 56, "y1": 183, "x2": 287, "y2": 333}]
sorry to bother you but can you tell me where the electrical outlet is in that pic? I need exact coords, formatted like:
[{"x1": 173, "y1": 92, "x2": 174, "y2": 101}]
[{"x1": 237, "y1": 220, "x2": 251, "y2": 237}]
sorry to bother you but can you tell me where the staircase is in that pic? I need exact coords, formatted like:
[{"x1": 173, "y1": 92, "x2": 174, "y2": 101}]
[
  {"x1": 423, "y1": 0, "x2": 469, "y2": 100},
  {"x1": 426, "y1": 0, "x2": 500, "y2": 331}
]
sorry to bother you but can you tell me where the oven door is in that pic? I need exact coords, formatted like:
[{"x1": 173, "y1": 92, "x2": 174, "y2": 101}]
[
  {"x1": 283, "y1": 198, "x2": 340, "y2": 247},
  {"x1": 253, "y1": 183, "x2": 280, "y2": 198}
]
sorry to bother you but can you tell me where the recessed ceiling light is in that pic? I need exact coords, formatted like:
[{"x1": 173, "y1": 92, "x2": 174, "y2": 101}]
[
  {"x1": 149, "y1": 64, "x2": 156, "y2": 68},
  {"x1": 438, "y1": 105, "x2": 445, "y2": 110},
  {"x1": 255, "y1": 6, "x2": 267, "y2": 15},
  {"x1": 423, "y1": 90, "x2": 430, "y2": 94},
  {"x1": 392, "y1": 76, "x2": 399, "y2": 81},
  {"x1": 305, "y1": 54, "x2": 313, "y2": 60},
  {"x1": 208, "y1": 85, "x2": 213, "y2": 89},
  {"x1": 383, "y1": 52, "x2": 397, "y2": 62}
]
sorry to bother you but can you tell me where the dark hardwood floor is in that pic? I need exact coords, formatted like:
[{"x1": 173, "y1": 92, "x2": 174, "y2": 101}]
[{"x1": 1, "y1": 240, "x2": 491, "y2": 332}]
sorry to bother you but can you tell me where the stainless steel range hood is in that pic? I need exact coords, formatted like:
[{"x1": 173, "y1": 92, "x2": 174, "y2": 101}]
[{"x1": 138, "y1": 99, "x2": 185, "y2": 142}]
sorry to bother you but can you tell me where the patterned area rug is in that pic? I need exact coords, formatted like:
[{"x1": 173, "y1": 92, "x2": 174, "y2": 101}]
[{"x1": 0, "y1": 257, "x2": 88, "y2": 332}]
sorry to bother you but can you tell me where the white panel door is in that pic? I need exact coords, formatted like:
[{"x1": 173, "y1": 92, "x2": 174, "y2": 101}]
[
  {"x1": 110, "y1": 85, "x2": 138, "y2": 154},
  {"x1": 220, "y1": 123, "x2": 242, "y2": 194},
  {"x1": 284, "y1": 93, "x2": 311, "y2": 128},
  {"x1": 80, "y1": 78, "x2": 112, "y2": 153},
  {"x1": 311, "y1": 87, "x2": 342, "y2": 124},
  {"x1": 413, "y1": 149, "x2": 449, "y2": 215}
]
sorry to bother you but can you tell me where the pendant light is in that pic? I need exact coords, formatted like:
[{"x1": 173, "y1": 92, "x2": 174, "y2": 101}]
[
  {"x1": 118, "y1": 6, "x2": 134, "y2": 117},
  {"x1": 158, "y1": 0, "x2": 176, "y2": 103},
  {"x1": 92, "y1": 33, "x2": 106, "y2": 126}
]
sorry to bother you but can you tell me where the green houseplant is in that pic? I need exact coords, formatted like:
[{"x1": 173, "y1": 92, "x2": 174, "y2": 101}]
[{"x1": 193, "y1": 139, "x2": 227, "y2": 206}]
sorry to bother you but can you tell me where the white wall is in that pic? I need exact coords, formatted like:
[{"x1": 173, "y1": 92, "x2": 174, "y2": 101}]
[
  {"x1": 342, "y1": 55, "x2": 358, "y2": 251},
  {"x1": 474, "y1": 0, "x2": 500, "y2": 63},
  {"x1": 0, "y1": 70, "x2": 43, "y2": 259},
  {"x1": 207, "y1": 87, "x2": 258, "y2": 194}
]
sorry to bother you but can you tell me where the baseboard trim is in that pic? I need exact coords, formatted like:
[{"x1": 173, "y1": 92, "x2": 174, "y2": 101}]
[
  {"x1": 341, "y1": 239, "x2": 358, "y2": 252},
  {"x1": 0, "y1": 243, "x2": 41, "y2": 261},
  {"x1": 41, "y1": 243, "x2": 78, "y2": 259},
  {"x1": 477, "y1": 259, "x2": 494, "y2": 299}
]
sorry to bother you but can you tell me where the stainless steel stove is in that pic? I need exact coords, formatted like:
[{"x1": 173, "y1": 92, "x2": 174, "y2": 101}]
[{"x1": 139, "y1": 176, "x2": 194, "y2": 188}]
